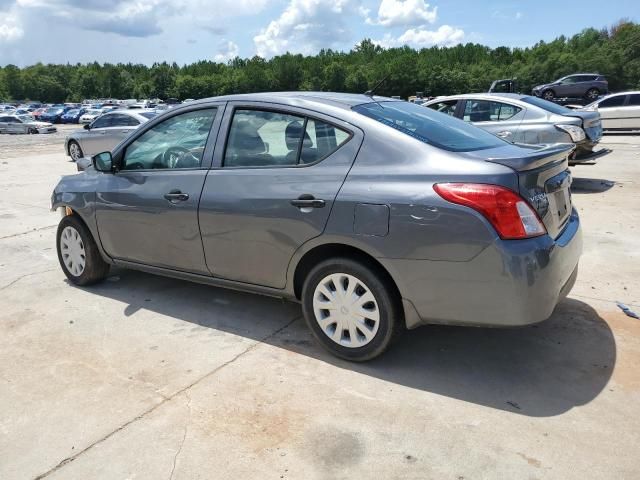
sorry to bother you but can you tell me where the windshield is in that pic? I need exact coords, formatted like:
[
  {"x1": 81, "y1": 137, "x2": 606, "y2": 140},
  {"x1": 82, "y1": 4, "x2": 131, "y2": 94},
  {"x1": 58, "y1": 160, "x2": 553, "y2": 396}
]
[
  {"x1": 140, "y1": 112, "x2": 157, "y2": 119},
  {"x1": 521, "y1": 96, "x2": 573, "y2": 115},
  {"x1": 17, "y1": 115, "x2": 33, "y2": 122},
  {"x1": 66, "y1": 109, "x2": 79, "y2": 115},
  {"x1": 86, "y1": 109, "x2": 102, "y2": 115},
  {"x1": 47, "y1": 108, "x2": 62, "y2": 114},
  {"x1": 353, "y1": 101, "x2": 506, "y2": 152}
]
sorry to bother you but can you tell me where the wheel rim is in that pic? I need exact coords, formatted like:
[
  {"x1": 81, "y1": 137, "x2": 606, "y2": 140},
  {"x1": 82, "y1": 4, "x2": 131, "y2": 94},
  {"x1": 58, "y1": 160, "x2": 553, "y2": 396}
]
[
  {"x1": 312, "y1": 273, "x2": 380, "y2": 348},
  {"x1": 69, "y1": 143, "x2": 82, "y2": 160},
  {"x1": 60, "y1": 226, "x2": 86, "y2": 276},
  {"x1": 587, "y1": 90, "x2": 598, "y2": 100},
  {"x1": 544, "y1": 91, "x2": 553, "y2": 100}
]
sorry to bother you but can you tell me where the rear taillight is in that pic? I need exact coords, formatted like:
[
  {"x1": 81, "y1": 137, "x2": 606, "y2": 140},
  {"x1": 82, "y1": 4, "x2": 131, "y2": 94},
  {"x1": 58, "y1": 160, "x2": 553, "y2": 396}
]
[{"x1": 433, "y1": 183, "x2": 546, "y2": 240}]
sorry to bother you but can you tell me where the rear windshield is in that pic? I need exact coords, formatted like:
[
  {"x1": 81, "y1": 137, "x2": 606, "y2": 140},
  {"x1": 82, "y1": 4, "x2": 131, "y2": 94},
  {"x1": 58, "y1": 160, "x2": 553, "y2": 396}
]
[
  {"x1": 521, "y1": 96, "x2": 572, "y2": 115},
  {"x1": 352, "y1": 101, "x2": 505, "y2": 152}
]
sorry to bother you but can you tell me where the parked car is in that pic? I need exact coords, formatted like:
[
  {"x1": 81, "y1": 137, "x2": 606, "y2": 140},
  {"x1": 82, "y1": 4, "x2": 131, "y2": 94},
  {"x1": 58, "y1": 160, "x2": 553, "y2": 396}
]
[
  {"x1": 52, "y1": 92, "x2": 581, "y2": 361},
  {"x1": 32, "y1": 107, "x2": 48, "y2": 120},
  {"x1": 532, "y1": 74, "x2": 608, "y2": 102},
  {"x1": 79, "y1": 109, "x2": 104, "y2": 125},
  {"x1": 581, "y1": 91, "x2": 640, "y2": 131},
  {"x1": 40, "y1": 107, "x2": 67, "y2": 124},
  {"x1": 60, "y1": 108, "x2": 87, "y2": 124},
  {"x1": 423, "y1": 93, "x2": 602, "y2": 161},
  {"x1": 65, "y1": 109, "x2": 156, "y2": 160},
  {"x1": 0, "y1": 114, "x2": 57, "y2": 134}
]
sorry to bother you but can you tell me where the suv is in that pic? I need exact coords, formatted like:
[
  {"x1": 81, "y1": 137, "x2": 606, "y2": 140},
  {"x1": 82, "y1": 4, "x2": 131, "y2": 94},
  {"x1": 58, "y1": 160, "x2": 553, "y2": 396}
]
[{"x1": 532, "y1": 74, "x2": 608, "y2": 102}]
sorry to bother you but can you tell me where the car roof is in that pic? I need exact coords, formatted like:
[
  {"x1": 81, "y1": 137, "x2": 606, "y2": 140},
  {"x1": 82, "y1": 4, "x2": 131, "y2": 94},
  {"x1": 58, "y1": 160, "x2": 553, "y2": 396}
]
[
  {"x1": 426, "y1": 93, "x2": 528, "y2": 102},
  {"x1": 188, "y1": 91, "x2": 397, "y2": 110}
]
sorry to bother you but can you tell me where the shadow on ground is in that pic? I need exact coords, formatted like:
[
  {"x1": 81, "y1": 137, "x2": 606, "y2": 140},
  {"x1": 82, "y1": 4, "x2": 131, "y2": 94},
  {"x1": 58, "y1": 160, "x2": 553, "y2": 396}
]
[
  {"x1": 571, "y1": 177, "x2": 616, "y2": 193},
  {"x1": 80, "y1": 268, "x2": 615, "y2": 418}
]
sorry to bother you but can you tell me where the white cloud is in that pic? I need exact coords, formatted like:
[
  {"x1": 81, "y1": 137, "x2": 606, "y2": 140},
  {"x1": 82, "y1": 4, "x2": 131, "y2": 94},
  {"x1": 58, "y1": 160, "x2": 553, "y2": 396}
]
[
  {"x1": 0, "y1": 11, "x2": 23, "y2": 42},
  {"x1": 373, "y1": 24, "x2": 465, "y2": 48},
  {"x1": 367, "y1": 0, "x2": 437, "y2": 27},
  {"x1": 254, "y1": 0, "x2": 364, "y2": 58},
  {"x1": 214, "y1": 40, "x2": 239, "y2": 62}
]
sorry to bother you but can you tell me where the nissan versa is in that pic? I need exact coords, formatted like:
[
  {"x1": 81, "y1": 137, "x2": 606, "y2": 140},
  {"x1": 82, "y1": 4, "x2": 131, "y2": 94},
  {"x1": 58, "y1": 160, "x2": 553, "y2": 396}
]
[{"x1": 51, "y1": 92, "x2": 582, "y2": 361}]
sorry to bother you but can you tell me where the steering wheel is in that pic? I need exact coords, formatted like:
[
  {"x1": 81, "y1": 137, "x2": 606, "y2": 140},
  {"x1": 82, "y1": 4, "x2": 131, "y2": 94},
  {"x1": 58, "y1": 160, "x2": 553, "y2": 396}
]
[{"x1": 162, "y1": 146, "x2": 192, "y2": 168}]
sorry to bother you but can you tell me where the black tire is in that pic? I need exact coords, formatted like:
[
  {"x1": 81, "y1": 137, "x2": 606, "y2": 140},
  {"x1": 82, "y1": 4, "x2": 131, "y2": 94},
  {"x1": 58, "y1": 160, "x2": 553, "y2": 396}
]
[
  {"x1": 301, "y1": 257, "x2": 403, "y2": 362},
  {"x1": 542, "y1": 90, "x2": 555, "y2": 101},
  {"x1": 56, "y1": 214, "x2": 110, "y2": 286},
  {"x1": 585, "y1": 88, "x2": 600, "y2": 101},
  {"x1": 28, "y1": 127, "x2": 38, "y2": 134},
  {"x1": 68, "y1": 140, "x2": 83, "y2": 161}
]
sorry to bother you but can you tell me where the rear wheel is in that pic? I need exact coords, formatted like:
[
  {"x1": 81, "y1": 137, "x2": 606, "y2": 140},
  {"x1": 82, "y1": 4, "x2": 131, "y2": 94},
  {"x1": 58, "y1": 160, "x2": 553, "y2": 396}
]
[
  {"x1": 68, "y1": 140, "x2": 83, "y2": 161},
  {"x1": 56, "y1": 214, "x2": 110, "y2": 286},
  {"x1": 585, "y1": 88, "x2": 600, "y2": 101},
  {"x1": 542, "y1": 90, "x2": 555, "y2": 101},
  {"x1": 301, "y1": 257, "x2": 402, "y2": 362}
]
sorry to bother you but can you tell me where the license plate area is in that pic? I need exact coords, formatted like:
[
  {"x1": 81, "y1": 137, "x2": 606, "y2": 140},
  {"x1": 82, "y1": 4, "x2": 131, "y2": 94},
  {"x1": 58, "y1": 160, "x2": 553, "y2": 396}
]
[{"x1": 545, "y1": 170, "x2": 572, "y2": 230}]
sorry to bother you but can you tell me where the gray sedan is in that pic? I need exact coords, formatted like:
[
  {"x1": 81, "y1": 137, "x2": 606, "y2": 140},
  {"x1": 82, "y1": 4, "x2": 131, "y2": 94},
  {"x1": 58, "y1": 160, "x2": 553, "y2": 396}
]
[
  {"x1": 424, "y1": 93, "x2": 602, "y2": 161},
  {"x1": 51, "y1": 92, "x2": 581, "y2": 361},
  {"x1": 65, "y1": 110, "x2": 156, "y2": 161},
  {"x1": 0, "y1": 114, "x2": 57, "y2": 134}
]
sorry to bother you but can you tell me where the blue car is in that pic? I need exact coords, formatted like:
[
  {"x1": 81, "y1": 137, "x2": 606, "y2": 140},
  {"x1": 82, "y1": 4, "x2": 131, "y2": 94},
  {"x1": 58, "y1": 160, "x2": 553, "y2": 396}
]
[
  {"x1": 60, "y1": 108, "x2": 86, "y2": 124},
  {"x1": 40, "y1": 106, "x2": 72, "y2": 124}
]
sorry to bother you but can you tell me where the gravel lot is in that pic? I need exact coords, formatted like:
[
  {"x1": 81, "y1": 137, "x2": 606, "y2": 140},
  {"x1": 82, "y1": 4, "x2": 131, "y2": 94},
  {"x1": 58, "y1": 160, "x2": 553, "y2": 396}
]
[{"x1": 0, "y1": 132, "x2": 639, "y2": 479}]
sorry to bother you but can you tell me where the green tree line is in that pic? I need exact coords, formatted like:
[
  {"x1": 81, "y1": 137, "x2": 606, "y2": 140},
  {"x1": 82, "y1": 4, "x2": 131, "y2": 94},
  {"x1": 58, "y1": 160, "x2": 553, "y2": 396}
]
[{"x1": 1, "y1": 21, "x2": 638, "y2": 103}]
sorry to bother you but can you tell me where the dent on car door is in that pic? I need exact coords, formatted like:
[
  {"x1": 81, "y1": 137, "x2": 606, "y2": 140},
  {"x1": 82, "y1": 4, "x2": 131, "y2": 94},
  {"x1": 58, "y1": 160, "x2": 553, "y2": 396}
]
[
  {"x1": 95, "y1": 106, "x2": 222, "y2": 273},
  {"x1": 198, "y1": 104, "x2": 362, "y2": 289}
]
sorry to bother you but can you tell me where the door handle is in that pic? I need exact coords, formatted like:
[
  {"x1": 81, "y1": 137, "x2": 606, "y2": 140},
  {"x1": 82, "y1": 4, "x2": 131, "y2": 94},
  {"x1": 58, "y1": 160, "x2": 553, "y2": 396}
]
[
  {"x1": 496, "y1": 130, "x2": 512, "y2": 138},
  {"x1": 164, "y1": 190, "x2": 189, "y2": 203},
  {"x1": 290, "y1": 194, "x2": 325, "y2": 209}
]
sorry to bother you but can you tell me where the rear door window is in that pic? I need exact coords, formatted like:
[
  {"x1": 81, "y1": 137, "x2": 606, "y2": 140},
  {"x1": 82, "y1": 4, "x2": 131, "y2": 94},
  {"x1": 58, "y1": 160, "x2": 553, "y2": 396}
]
[
  {"x1": 627, "y1": 94, "x2": 640, "y2": 106},
  {"x1": 462, "y1": 100, "x2": 520, "y2": 122},
  {"x1": 91, "y1": 115, "x2": 112, "y2": 128},
  {"x1": 110, "y1": 114, "x2": 140, "y2": 127},
  {"x1": 223, "y1": 109, "x2": 350, "y2": 168}
]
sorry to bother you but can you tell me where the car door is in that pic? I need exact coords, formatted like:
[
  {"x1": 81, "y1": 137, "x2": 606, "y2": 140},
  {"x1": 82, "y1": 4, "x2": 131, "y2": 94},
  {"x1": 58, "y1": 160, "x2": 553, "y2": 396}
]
[
  {"x1": 80, "y1": 114, "x2": 114, "y2": 155},
  {"x1": 198, "y1": 103, "x2": 362, "y2": 289},
  {"x1": 0, "y1": 116, "x2": 8, "y2": 133},
  {"x1": 461, "y1": 99, "x2": 524, "y2": 141},
  {"x1": 620, "y1": 94, "x2": 640, "y2": 129},
  {"x1": 7, "y1": 117, "x2": 24, "y2": 134},
  {"x1": 554, "y1": 76, "x2": 575, "y2": 97},
  {"x1": 597, "y1": 95, "x2": 627, "y2": 129},
  {"x1": 94, "y1": 105, "x2": 222, "y2": 273},
  {"x1": 99, "y1": 113, "x2": 141, "y2": 151}
]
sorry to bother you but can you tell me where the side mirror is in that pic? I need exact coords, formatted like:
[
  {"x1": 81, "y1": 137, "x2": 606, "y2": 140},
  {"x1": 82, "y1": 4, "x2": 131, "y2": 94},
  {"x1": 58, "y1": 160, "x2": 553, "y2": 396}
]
[
  {"x1": 84, "y1": 124, "x2": 90, "y2": 130},
  {"x1": 93, "y1": 151, "x2": 114, "y2": 172}
]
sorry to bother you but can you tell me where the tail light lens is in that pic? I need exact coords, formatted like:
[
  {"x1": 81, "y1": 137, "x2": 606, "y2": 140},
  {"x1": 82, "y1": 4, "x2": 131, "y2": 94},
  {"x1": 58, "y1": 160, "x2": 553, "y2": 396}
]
[{"x1": 433, "y1": 183, "x2": 546, "y2": 240}]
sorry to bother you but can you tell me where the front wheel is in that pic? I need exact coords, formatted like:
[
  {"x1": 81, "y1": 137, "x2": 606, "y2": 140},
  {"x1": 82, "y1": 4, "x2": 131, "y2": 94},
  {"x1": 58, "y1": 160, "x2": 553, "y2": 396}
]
[
  {"x1": 28, "y1": 127, "x2": 38, "y2": 134},
  {"x1": 56, "y1": 214, "x2": 110, "y2": 286},
  {"x1": 68, "y1": 140, "x2": 83, "y2": 161},
  {"x1": 301, "y1": 258, "x2": 402, "y2": 362},
  {"x1": 542, "y1": 90, "x2": 555, "y2": 101}
]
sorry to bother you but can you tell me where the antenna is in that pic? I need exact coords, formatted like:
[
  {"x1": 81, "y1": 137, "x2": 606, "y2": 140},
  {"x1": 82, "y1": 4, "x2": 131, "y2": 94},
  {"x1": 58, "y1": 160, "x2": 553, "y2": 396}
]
[{"x1": 364, "y1": 74, "x2": 391, "y2": 97}]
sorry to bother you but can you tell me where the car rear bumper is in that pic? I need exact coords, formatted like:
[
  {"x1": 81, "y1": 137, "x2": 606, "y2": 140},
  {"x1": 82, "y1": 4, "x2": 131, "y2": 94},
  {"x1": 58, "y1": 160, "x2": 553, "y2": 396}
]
[{"x1": 383, "y1": 208, "x2": 582, "y2": 328}]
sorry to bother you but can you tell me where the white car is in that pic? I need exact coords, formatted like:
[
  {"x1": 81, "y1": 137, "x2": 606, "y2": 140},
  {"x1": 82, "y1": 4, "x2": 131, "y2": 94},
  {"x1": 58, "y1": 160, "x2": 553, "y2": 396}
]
[
  {"x1": 79, "y1": 109, "x2": 104, "y2": 125},
  {"x1": 0, "y1": 114, "x2": 57, "y2": 134},
  {"x1": 583, "y1": 91, "x2": 640, "y2": 130}
]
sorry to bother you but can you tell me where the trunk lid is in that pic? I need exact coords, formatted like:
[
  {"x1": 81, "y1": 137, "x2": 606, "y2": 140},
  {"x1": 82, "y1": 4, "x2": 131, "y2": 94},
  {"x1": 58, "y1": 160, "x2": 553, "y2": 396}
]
[
  {"x1": 464, "y1": 143, "x2": 574, "y2": 239},
  {"x1": 561, "y1": 110, "x2": 602, "y2": 141}
]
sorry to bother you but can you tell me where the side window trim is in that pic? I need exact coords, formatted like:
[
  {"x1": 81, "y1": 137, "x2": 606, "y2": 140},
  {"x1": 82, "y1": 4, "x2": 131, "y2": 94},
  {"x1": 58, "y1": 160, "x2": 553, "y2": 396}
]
[{"x1": 217, "y1": 104, "x2": 354, "y2": 170}]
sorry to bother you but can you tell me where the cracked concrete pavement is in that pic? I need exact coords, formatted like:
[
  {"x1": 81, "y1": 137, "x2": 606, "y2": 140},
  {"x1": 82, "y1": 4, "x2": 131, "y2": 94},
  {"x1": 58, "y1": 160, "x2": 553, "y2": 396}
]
[{"x1": 0, "y1": 134, "x2": 639, "y2": 479}]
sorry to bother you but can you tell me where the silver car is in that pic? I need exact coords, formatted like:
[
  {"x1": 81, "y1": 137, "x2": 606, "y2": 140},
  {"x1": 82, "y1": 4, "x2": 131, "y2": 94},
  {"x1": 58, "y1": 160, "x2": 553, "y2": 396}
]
[
  {"x1": 582, "y1": 91, "x2": 640, "y2": 131},
  {"x1": 424, "y1": 93, "x2": 602, "y2": 161},
  {"x1": 65, "y1": 109, "x2": 157, "y2": 160},
  {"x1": 0, "y1": 114, "x2": 57, "y2": 134},
  {"x1": 51, "y1": 92, "x2": 581, "y2": 361}
]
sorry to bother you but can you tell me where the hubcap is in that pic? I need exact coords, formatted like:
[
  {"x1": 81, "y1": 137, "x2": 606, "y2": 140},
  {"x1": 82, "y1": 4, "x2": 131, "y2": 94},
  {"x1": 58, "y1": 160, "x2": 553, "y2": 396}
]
[
  {"x1": 587, "y1": 90, "x2": 598, "y2": 99},
  {"x1": 60, "y1": 226, "x2": 86, "y2": 276},
  {"x1": 544, "y1": 92, "x2": 553, "y2": 100},
  {"x1": 313, "y1": 273, "x2": 380, "y2": 348},
  {"x1": 69, "y1": 143, "x2": 81, "y2": 160}
]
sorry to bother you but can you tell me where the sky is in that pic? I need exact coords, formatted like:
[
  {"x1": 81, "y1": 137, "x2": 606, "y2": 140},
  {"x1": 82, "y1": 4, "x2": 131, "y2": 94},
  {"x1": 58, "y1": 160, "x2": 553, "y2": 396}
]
[{"x1": 0, "y1": 0, "x2": 635, "y2": 67}]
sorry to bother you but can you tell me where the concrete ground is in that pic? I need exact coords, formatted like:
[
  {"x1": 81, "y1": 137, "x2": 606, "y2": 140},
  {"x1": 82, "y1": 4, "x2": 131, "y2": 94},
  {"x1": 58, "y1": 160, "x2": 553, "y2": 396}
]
[{"x1": 0, "y1": 132, "x2": 639, "y2": 480}]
